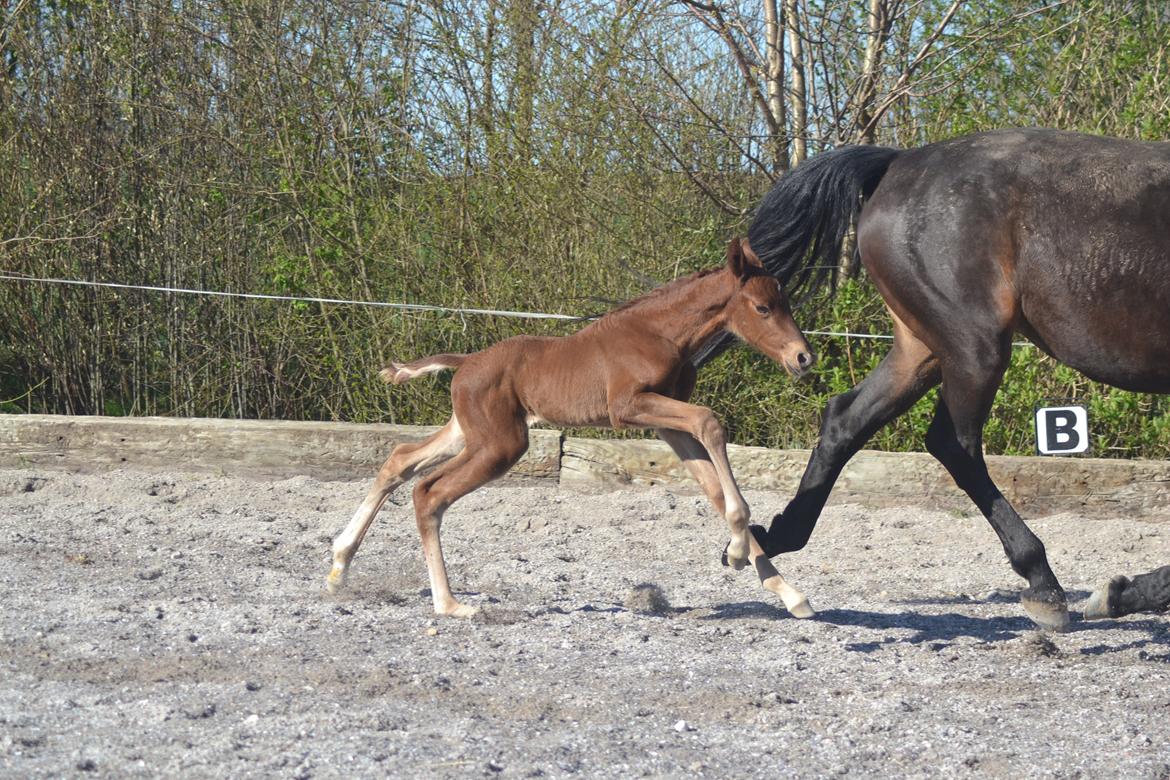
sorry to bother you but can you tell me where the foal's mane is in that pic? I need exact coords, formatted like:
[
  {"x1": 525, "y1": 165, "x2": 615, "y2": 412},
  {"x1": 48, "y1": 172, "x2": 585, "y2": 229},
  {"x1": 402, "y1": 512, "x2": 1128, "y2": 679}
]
[{"x1": 594, "y1": 267, "x2": 724, "y2": 324}]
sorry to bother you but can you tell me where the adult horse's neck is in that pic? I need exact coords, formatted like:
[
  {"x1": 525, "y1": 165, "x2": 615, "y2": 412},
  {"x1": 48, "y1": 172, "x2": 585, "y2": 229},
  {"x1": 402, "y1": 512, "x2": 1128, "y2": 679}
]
[{"x1": 606, "y1": 268, "x2": 734, "y2": 358}]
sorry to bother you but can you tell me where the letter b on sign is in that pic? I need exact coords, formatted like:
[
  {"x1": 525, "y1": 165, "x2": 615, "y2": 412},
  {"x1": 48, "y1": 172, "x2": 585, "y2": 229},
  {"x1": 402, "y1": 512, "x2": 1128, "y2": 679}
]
[{"x1": 1034, "y1": 406, "x2": 1089, "y2": 455}]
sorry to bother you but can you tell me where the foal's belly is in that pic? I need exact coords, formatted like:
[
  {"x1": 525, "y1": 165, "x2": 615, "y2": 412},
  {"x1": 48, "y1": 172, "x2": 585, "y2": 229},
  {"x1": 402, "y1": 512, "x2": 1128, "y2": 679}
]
[
  {"x1": 521, "y1": 384, "x2": 614, "y2": 428},
  {"x1": 525, "y1": 406, "x2": 612, "y2": 429}
]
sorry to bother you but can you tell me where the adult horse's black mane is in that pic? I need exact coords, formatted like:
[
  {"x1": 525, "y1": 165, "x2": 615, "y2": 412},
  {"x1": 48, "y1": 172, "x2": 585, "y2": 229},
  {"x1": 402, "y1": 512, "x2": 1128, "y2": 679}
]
[{"x1": 738, "y1": 128, "x2": 1170, "y2": 629}]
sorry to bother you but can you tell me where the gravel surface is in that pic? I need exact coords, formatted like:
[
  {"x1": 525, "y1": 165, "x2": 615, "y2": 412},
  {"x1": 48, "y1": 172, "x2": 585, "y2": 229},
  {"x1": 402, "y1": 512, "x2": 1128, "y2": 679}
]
[{"x1": 1, "y1": 467, "x2": 1169, "y2": 778}]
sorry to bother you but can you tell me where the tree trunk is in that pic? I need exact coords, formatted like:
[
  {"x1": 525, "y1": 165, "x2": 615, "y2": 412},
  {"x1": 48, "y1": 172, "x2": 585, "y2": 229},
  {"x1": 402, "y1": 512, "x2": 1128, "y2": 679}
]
[
  {"x1": 784, "y1": 0, "x2": 807, "y2": 168},
  {"x1": 508, "y1": 0, "x2": 537, "y2": 162},
  {"x1": 763, "y1": 0, "x2": 787, "y2": 173},
  {"x1": 482, "y1": 0, "x2": 497, "y2": 168},
  {"x1": 838, "y1": 0, "x2": 888, "y2": 286},
  {"x1": 855, "y1": 0, "x2": 888, "y2": 146}
]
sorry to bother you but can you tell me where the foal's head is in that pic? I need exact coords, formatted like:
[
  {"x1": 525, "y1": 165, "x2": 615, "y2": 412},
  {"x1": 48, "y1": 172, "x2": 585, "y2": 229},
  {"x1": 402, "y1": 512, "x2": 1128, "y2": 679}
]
[{"x1": 723, "y1": 237, "x2": 815, "y2": 377}]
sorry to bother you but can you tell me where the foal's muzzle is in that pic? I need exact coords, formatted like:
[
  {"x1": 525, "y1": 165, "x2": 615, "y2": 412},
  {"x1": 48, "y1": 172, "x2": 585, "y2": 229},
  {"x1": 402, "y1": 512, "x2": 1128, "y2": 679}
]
[{"x1": 786, "y1": 349, "x2": 816, "y2": 378}]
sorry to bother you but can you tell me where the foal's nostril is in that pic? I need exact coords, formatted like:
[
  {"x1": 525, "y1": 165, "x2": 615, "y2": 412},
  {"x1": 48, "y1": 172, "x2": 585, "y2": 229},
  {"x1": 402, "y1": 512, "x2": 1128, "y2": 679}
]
[{"x1": 797, "y1": 351, "x2": 815, "y2": 369}]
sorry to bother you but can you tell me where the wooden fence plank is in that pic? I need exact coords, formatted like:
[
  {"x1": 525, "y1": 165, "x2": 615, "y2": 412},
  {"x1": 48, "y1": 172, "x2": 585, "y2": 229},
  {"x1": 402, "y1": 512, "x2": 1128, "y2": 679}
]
[{"x1": 3, "y1": 415, "x2": 1169, "y2": 510}]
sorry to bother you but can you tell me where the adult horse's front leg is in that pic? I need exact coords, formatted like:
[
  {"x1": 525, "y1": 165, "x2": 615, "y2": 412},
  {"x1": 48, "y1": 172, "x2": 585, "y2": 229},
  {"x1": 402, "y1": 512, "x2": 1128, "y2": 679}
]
[{"x1": 925, "y1": 358, "x2": 1070, "y2": 632}]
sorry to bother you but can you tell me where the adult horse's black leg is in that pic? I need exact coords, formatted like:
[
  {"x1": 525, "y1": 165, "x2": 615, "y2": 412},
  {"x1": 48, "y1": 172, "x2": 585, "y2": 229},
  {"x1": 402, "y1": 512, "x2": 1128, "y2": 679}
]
[
  {"x1": 1085, "y1": 566, "x2": 1170, "y2": 619},
  {"x1": 924, "y1": 348, "x2": 1070, "y2": 632},
  {"x1": 759, "y1": 317, "x2": 939, "y2": 555}
]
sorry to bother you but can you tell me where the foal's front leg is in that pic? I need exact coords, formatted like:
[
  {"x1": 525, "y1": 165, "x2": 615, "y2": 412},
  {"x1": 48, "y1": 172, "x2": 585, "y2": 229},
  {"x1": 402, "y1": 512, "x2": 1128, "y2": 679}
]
[
  {"x1": 658, "y1": 429, "x2": 813, "y2": 618},
  {"x1": 617, "y1": 393, "x2": 753, "y2": 568}
]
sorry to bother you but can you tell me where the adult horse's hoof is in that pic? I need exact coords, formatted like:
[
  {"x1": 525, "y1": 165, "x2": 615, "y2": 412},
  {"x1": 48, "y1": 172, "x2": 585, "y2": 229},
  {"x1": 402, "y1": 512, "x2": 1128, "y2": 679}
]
[
  {"x1": 721, "y1": 525, "x2": 769, "y2": 566},
  {"x1": 1083, "y1": 575, "x2": 1129, "y2": 620},
  {"x1": 1021, "y1": 587, "x2": 1070, "y2": 633}
]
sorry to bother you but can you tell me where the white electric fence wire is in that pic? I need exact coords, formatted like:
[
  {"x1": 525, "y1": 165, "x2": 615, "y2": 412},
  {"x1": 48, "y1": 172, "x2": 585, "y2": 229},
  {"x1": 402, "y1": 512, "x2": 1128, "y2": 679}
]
[
  {"x1": 0, "y1": 272, "x2": 579, "y2": 320},
  {"x1": 0, "y1": 272, "x2": 1034, "y2": 346}
]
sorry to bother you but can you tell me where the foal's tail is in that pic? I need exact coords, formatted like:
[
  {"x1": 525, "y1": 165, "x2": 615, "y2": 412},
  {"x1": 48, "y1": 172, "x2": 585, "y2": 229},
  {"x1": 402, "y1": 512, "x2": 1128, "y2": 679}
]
[
  {"x1": 379, "y1": 353, "x2": 467, "y2": 384},
  {"x1": 749, "y1": 144, "x2": 901, "y2": 303}
]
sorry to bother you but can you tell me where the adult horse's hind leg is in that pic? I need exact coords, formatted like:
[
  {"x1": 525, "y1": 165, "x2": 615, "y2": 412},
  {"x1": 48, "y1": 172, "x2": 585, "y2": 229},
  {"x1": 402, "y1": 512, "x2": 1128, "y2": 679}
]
[
  {"x1": 658, "y1": 428, "x2": 813, "y2": 618},
  {"x1": 412, "y1": 425, "x2": 528, "y2": 617},
  {"x1": 925, "y1": 351, "x2": 1070, "y2": 632},
  {"x1": 1085, "y1": 566, "x2": 1170, "y2": 619},
  {"x1": 326, "y1": 417, "x2": 465, "y2": 593}
]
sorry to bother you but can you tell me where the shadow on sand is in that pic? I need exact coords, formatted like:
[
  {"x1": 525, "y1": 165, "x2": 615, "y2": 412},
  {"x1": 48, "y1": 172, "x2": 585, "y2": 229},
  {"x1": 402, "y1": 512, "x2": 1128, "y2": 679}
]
[
  {"x1": 510, "y1": 590, "x2": 1168, "y2": 658},
  {"x1": 691, "y1": 596, "x2": 1169, "y2": 655}
]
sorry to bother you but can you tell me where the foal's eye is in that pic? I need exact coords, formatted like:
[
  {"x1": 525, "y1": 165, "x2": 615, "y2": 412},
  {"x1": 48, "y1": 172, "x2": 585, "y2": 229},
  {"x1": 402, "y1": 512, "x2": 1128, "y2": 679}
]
[{"x1": 755, "y1": 305, "x2": 770, "y2": 316}]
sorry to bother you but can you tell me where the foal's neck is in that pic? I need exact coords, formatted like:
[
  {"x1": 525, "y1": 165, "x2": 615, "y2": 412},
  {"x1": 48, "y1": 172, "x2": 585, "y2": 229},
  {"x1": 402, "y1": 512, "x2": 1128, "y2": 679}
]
[{"x1": 615, "y1": 268, "x2": 734, "y2": 357}]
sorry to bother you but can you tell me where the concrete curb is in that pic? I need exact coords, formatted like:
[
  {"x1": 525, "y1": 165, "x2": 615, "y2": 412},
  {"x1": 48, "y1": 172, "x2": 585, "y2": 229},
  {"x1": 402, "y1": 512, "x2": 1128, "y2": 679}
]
[{"x1": 2, "y1": 414, "x2": 1169, "y2": 510}]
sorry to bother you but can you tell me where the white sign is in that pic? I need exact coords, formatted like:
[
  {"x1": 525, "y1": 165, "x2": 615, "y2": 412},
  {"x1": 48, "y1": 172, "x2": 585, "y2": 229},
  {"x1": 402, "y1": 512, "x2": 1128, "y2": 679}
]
[{"x1": 1034, "y1": 406, "x2": 1089, "y2": 455}]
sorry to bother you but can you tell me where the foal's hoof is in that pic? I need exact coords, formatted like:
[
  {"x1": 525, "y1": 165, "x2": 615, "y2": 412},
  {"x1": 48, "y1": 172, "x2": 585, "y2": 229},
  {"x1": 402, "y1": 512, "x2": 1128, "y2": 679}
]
[
  {"x1": 1021, "y1": 586, "x2": 1071, "y2": 633},
  {"x1": 1083, "y1": 575, "x2": 1129, "y2": 620},
  {"x1": 721, "y1": 525, "x2": 769, "y2": 566},
  {"x1": 787, "y1": 598, "x2": 816, "y2": 619},
  {"x1": 325, "y1": 567, "x2": 347, "y2": 594},
  {"x1": 439, "y1": 603, "x2": 480, "y2": 619},
  {"x1": 726, "y1": 550, "x2": 749, "y2": 571}
]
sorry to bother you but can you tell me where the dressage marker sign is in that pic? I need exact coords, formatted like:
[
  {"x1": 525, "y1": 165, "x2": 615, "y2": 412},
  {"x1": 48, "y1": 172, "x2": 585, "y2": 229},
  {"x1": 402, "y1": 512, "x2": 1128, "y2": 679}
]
[{"x1": 1034, "y1": 405, "x2": 1089, "y2": 455}]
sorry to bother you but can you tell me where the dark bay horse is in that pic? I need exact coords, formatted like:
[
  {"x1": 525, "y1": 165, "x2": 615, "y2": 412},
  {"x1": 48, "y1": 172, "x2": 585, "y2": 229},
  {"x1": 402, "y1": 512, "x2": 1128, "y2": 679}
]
[
  {"x1": 741, "y1": 128, "x2": 1170, "y2": 631},
  {"x1": 327, "y1": 238, "x2": 816, "y2": 617}
]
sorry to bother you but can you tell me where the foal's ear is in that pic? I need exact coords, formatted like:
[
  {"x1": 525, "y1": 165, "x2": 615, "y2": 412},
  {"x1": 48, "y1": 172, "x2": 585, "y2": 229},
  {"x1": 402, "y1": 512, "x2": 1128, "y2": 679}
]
[
  {"x1": 741, "y1": 238, "x2": 764, "y2": 270},
  {"x1": 727, "y1": 237, "x2": 747, "y2": 279},
  {"x1": 726, "y1": 237, "x2": 762, "y2": 281}
]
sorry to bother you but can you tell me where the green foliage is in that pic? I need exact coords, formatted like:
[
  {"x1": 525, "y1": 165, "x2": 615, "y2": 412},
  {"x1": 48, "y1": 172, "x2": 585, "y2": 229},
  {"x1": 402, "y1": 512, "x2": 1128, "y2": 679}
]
[
  {"x1": 1, "y1": 1, "x2": 1169, "y2": 458},
  {"x1": 918, "y1": 0, "x2": 1170, "y2": 142}
]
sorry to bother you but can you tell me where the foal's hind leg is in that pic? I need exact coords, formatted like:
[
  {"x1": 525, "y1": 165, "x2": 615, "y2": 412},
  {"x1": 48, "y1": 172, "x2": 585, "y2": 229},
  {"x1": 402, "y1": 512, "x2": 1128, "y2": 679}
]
[
  {"x1": 412, "y1": 426, "x2": 528, "y2": 617},
  {"x1": 326, "y1": 418, "x2": 464, "y2": 593},
  {"x1": 658, "y1": 429, "x2": 813, "y2": 618}
]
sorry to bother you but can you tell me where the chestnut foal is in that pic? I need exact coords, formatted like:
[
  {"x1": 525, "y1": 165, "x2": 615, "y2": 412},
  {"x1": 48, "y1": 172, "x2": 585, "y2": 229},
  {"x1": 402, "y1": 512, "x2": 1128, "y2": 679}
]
[{"x1": 326, "y1": 238, "x2": 816, "y2": 618}]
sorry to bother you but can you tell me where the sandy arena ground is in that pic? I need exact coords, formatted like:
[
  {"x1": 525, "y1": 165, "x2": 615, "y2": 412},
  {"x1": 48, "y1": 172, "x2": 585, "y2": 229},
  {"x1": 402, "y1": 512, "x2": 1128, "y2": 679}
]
[{"x1": 1, "y1": 467, "x2": 1168, "y2": 778}]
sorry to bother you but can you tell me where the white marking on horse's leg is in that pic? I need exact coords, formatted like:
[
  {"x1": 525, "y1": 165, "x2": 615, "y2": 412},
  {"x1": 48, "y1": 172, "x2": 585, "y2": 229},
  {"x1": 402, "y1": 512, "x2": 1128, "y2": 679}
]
[
  {"x1": 687, "y1": 415, "x2": 752, "y2": 570},
  {"x1": 659, "y1": 426, "x2": 808, "y2": 611},
  {"x1": 722, "y1": 493, "x2": 752, "y2": 570},
  {"x1": 762, "y1": 573, "x2": 815, "y2": 618},
  {"x1": 326, "y1": 418, "x2": 465, "y2": 593},
  {"x1": 418, "y1": 505, "x2": 478, "y2": 618},
  {"x1": 748, "y1": 535, "x2": 814, "y2": 618},
  {"x1": 712, "y1": 480, "x2": 751, "y2": 571},
  {"x1": 327, "y1": 491, "x2": 387, "y2": 592}
]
